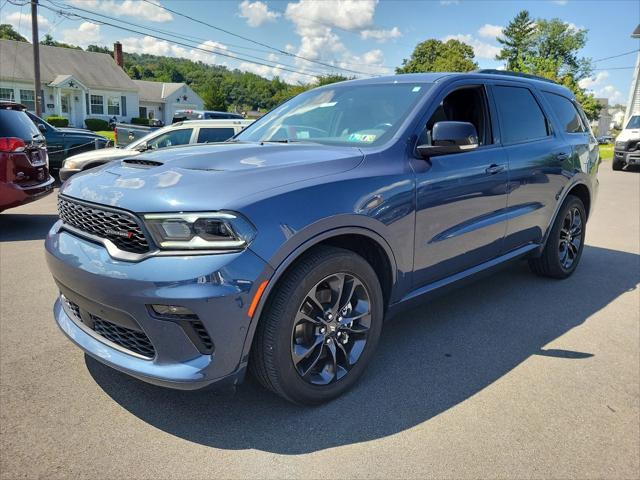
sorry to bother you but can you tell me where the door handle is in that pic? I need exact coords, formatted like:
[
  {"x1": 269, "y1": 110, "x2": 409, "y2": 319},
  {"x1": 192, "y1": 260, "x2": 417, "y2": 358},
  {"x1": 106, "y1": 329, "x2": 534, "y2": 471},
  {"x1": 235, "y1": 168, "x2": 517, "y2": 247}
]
[
  {"x1": 556, "y1": 152, "x2": 570, "y2": 161},
  {"x1": 485, "y1": 164, "x2": 505, "y2": 175}
]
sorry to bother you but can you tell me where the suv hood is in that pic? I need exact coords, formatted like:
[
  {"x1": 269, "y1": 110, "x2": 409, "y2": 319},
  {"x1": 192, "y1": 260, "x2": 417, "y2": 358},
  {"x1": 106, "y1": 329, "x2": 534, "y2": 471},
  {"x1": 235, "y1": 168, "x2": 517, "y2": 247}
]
[
  {"x1": 60, "y1": 142, "x2": 364, "y2": 212},
  {"x1": 65, "y1": 147, "x2": 139, "y2": 165},
  {"x1": 616, "y1": 128, "x2": 640, "y2": 142}
]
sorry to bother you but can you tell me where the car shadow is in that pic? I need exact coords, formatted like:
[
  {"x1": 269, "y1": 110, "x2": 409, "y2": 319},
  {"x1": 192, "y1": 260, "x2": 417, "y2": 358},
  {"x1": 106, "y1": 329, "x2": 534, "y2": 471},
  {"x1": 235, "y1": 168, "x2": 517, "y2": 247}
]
[
  {"x1": 0, "y1": 213, "x2": 58, "y2": 242},
  {"x1": 86, "y1": 244, "x2": 639, "y2": 455}
]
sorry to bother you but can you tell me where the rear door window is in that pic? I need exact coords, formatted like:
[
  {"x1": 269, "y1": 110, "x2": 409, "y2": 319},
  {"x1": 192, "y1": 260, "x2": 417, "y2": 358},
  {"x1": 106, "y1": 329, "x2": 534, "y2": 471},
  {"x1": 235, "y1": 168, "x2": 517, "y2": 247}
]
[
  {"x1": 0, "y1": 109, "x2": 41, "y2": 141},
  {"x1": 197, "y1": 127, "x2": 236, "y2": 143},
  {"x1": 493, "y1": 86, "x2": 549, "y2": 144},
  {"x1": 543, "y1": 92, "x2": 585, "y2": 133}
]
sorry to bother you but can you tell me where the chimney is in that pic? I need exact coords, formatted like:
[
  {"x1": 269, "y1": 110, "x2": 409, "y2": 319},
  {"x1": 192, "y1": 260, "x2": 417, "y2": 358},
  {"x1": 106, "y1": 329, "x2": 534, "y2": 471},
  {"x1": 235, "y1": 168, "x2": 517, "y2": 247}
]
[{"x1": 113, "y1": 41, "x2": 123, "y2": 68}]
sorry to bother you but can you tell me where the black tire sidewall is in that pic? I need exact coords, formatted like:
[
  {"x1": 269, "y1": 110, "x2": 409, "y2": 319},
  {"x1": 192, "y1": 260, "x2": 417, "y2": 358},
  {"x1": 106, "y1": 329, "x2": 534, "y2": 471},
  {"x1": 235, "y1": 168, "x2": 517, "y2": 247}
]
[{"x1": 267, "y1": 249, "x2": 383, "y2": 404}]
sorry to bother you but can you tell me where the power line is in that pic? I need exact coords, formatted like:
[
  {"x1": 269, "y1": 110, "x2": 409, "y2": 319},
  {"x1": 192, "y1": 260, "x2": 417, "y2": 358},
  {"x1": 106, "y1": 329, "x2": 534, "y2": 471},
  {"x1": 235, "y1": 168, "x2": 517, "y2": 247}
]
[
  {"x1": 44, "y1": 0, "x2": 335, "y2": 78},
  {"x1": 593, "y1": 66, "x2": 637, "y2": 71},
  {"x1": 592, "y1": 49, "x2": 640, "y2": 63},
  {"x1": 140, "y1": 0, "x2": 381, "y2": 76},
  {"x1": 37, "y1": 2, "x2": 323, "y2": 79}
]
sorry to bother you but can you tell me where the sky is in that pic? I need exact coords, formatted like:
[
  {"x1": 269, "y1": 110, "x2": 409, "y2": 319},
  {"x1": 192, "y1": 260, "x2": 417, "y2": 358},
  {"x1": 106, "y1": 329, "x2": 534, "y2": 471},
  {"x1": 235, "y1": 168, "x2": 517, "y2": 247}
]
[{"x1": 2, "y1": 0, "x2": 639, "y2": 106}]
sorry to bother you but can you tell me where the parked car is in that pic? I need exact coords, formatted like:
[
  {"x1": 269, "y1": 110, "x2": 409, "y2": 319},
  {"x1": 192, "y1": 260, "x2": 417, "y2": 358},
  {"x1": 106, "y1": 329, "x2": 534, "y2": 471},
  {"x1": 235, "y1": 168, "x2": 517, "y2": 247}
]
[
  {"x1": 0, "y1": 102, "x2": 54, "y2": 211},
  {"x1": 597, "y1": 135, "x2": 613, "y2": 144},
  {"x1": 613, "y1": 115, "x2": 640, "y2": 170},
  {"x1": 25, "y1": 112, "x2": 109, "y2": 172},
  {"x1": 113, "y1": 122, "x2": 162, "y2": 148},
  {"x1": 46, "y1": 71, "x2": 599, "y2": 404},
  {"x1": 172, "y1": 109, "x2": 244, "y2": 123},
  {"x1": 60, "y1": 119, "x2": 254, "y2": 181}
]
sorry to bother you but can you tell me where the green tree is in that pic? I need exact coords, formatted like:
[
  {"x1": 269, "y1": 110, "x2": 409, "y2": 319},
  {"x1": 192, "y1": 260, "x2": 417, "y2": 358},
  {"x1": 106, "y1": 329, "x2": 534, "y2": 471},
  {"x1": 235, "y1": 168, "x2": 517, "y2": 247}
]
[
  {"x1": 0, "y1": 24, "x2": 27, "y2": 42},
  {"x1": 202, "y1": 81, "x2": 228, "y2": 111},
  {"x1": 396, "y1": 39, "x2": 477, "y2": 73},
  {"x1": 86, "y1": 44, "x2": 111, "y2": 54},
  {"x1": 40, "y1": 33, "x2": 82, "y2": 49},
  {"x1": 495, "y1": 10, "x2": 536, "y2": 70}
]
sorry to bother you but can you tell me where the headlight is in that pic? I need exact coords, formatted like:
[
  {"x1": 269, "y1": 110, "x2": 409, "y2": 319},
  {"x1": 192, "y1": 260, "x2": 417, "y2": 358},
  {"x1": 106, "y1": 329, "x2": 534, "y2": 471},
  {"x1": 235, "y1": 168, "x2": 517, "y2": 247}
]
[
  {"x1": 143, "y1": 212, "x2": 256, "y2": 250},
  {"x1": 63, "y1": 159, "x2": 79, "y2": 169}
]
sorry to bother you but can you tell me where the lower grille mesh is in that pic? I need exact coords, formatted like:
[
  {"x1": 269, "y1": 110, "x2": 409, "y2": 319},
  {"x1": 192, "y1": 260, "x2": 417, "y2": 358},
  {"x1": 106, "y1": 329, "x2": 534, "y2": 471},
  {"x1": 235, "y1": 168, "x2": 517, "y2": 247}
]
[{"x1": 92, "y1": 316, "x2": 156, "y2": 358}]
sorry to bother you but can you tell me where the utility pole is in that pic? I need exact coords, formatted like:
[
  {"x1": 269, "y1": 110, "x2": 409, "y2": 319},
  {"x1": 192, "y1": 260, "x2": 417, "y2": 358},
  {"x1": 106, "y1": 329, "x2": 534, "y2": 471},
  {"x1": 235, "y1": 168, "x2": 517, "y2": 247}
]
[{"x1": 31, "y1": 0, "x2": 42, "y2": 116}]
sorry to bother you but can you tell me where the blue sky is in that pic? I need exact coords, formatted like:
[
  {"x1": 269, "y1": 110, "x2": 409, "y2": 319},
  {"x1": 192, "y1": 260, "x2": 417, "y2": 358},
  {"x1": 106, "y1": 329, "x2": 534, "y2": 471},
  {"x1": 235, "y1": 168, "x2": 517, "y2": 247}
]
[{"x1": 2, "y1": 0, "x2": 638, "y2": 106}]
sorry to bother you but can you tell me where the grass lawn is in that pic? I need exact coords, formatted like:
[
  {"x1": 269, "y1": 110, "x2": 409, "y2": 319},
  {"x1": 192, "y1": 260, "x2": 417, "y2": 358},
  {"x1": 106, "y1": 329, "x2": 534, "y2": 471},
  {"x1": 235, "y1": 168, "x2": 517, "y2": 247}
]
[
  {"x1": 96, "y1": 130, "x2": 115, "y2": 142},
  {"x1": 600, "y1": 144, "x2": 613, "y2": 161}
]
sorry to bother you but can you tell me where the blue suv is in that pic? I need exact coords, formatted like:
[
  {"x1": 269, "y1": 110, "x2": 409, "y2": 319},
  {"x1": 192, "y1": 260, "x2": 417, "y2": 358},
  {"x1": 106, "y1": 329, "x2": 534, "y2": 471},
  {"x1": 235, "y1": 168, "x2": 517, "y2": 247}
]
[{"x1": 46, "y1": 72, "x2": 599, "y2": 404}]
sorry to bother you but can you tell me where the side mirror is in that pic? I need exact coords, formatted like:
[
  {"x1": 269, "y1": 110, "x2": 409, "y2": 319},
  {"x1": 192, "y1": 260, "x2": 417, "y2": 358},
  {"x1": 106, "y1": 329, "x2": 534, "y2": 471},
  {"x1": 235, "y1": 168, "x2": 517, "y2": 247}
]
[
  {"x1": 417, "y1": 121, "x2": 479, "y2": 157},
  {"x1": 37, "y1": 123, "x2": 46, "y2": 133},
  {"x1": 134, "y1": 141, "x2": 149, "y2": 152}
]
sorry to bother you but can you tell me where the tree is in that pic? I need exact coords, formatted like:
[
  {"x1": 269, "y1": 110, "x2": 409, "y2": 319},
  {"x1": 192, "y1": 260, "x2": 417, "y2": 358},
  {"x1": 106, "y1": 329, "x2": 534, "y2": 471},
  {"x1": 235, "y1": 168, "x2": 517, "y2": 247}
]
[
  {"x1": 40, "y1": 34, "x2": 82, "y2": 49},
  {"x1": 87, "y1": 45, "x2": 111, "y2": 54},
  {"x1": 396, "y1": 39, "x2": 477, "y2": 73},
  {"x1": 495, "y1": 10, "x2": 536, "y2": 70},
  {"x1": 0, "y1": 24, "x2": 27, "y2": 42},
  {"x1": 202, "y1": 81, "x2": 228, "y2": 111}
]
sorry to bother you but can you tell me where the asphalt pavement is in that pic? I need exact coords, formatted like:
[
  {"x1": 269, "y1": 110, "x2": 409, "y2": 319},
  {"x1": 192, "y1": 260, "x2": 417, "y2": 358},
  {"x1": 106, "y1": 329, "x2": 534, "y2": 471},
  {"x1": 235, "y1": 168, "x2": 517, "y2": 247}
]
[{"x1": 1, "y1": 163, "x2": 638, "y2": 479}]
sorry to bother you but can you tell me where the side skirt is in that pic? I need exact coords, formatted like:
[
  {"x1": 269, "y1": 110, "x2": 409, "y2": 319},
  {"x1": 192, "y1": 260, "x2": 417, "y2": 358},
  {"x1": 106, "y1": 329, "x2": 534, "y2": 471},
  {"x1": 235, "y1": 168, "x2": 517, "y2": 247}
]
[{"x1": 386, "y1": 243, "x2": 539, "y2": 321}]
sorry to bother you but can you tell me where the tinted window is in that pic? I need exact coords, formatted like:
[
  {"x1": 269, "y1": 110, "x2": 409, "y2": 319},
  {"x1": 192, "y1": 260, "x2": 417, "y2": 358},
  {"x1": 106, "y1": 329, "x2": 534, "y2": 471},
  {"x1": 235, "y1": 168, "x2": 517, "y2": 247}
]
[
  {"x1": 147, "y1": 128, "x2": 193, "y2": 149},
  {"x1": 204, "y1": 112, "x2": 243, "y2": 119},
  {"x1": 493, "y1": 86, "x2": 549, "y2": 144},
  {"x1": 197, "y1": 128, "x2": 236, "y2": 143},
  {"x1": 543, "y1": 92, "x2": 584, "y2": 133},
  {"x1": 0, "y1": 109, "x2": 41, "y2": 140},
  {"x1": 626, "y1": 116, "x2": 640, "y2": 129}
]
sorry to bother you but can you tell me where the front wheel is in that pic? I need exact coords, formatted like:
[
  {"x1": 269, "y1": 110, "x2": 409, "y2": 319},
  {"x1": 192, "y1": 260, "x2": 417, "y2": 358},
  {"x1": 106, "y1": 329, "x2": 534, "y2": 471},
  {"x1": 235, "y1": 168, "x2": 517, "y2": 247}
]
[
  {"x1": 250, "y1": 246, "x2": 383, "y2": 404},
  {"x1": 612, "y1": 159, "x2": 624, "y2": 171},
  {"x1": 529, "y1": 195, "x2": 586, "y2": 279}
]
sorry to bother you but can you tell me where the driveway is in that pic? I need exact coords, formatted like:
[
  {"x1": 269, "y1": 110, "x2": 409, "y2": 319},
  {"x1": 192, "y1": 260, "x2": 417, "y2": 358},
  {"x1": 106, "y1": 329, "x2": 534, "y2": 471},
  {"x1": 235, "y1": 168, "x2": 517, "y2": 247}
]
[{"x1": 1, "y1": 164, "x2": 638, "y2": 479}]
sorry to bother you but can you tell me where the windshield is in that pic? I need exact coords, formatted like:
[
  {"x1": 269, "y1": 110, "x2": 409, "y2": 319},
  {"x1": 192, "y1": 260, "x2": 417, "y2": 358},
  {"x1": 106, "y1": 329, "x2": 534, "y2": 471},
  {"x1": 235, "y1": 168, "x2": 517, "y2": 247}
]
[
  {"x1": 236, "y1": 82, "x2": 432, "y2": 147},
  {"x1": 626, "y1": 115, "x2": 640, "y2": 129}
]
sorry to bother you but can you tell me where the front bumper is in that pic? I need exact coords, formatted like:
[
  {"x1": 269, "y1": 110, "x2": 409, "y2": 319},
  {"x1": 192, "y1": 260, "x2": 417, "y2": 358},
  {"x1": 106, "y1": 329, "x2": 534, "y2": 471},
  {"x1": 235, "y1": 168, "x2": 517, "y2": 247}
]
[
  {"x1": 614, "y1": 149, "x2": 640, "y2": 165},
  {"x1": 46, "y1": 221, "x2": 271, "y2": 390}
]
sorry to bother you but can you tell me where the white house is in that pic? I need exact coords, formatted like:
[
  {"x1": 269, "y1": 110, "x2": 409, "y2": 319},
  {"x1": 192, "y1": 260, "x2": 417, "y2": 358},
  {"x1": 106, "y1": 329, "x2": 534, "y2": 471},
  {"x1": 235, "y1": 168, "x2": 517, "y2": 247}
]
[
  {"x1": 134, "y1": 80, "x2": 204, "y2": 125},
  {"x1": 624, "y1": 25, "x2": 640, "y2": 127},
  {"x1": 0, "y1": 39, "x2": 139, "y2": 127}
]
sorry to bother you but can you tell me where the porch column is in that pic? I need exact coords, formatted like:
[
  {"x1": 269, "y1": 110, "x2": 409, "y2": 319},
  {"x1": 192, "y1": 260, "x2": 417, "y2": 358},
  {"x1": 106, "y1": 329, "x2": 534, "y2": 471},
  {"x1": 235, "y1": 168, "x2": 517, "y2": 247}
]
[
  {"x1": 55, "y1": 88, "x2": 62, "y2": 116},
  {"x1": 81, "y1": 90, "x2": 87, "y2": 125}
]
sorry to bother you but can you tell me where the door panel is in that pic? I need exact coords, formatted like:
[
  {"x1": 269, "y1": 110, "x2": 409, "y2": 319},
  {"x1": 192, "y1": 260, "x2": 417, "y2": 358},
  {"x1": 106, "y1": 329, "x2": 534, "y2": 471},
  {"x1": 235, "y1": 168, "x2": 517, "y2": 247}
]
[{"x1": 413, "y1": 147, "x2": 509, "y2": 287}]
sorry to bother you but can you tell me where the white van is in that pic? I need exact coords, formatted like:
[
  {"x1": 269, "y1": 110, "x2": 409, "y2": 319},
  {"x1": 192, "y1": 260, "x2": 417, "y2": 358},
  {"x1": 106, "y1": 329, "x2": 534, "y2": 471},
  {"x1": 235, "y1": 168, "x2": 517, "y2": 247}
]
[{"x1": 613, "y1": 115, "x2": 640, "y2": 170}]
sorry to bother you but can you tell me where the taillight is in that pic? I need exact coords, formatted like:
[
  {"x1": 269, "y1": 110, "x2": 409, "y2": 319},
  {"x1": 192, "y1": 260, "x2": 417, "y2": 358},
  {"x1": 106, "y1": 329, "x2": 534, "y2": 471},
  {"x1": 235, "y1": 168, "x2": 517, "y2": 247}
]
[{"x1": 0, "y1": 137, "x2": 26, "y2": 153}]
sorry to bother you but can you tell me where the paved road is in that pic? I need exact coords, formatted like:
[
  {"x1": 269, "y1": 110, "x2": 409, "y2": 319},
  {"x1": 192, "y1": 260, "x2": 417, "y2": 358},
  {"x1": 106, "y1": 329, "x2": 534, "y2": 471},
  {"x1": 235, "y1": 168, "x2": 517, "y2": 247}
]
[{"x1": 1, "y1": 164, "x2": 638, "y2": 479}]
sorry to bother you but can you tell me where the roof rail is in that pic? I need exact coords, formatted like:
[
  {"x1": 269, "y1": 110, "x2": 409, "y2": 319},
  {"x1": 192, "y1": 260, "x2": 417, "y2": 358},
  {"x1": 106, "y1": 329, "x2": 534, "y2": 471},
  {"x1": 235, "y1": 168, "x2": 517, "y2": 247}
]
[{"x1": 475, "y1": 69, "x2": 559, "y2": 85}]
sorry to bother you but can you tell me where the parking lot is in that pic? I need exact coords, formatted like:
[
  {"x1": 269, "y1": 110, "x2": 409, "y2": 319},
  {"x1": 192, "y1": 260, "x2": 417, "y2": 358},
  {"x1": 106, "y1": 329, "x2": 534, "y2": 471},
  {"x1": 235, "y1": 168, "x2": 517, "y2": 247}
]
[{"x1": 0, "y1": 163, "x2": 638, "y2": 479}]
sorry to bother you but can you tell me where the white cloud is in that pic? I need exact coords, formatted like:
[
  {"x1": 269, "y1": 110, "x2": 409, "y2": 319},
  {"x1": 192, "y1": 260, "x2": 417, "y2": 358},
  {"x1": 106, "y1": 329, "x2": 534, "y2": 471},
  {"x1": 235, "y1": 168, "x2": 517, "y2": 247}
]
[
  {"x1": 553, "y1": 0, "x2": 568, "y2": 5},
  {"x1": 443, "y1": 33, "x2": 501, "y2": 60},
  {"x1": 283, "y1": 0, "x2": 390, "y2": 80},
  {"x1": 440, "y1": 0, "x2": 460, "y2": 4},
  {"x1": 67, "y1": 0, "x2": 173, "y2": 22},
  {"x1": 238, "y1": 0, "x2": 280, "y2": 27},
  {"x1": 60, "y1": 22, "x2": 101, "y2": 48},
  {"x1": 579, "y1": 71, "x2": 624, "y2": 104},
  {"x1": 120, "y1": 36, "x2": 230, "y2": 65},
  {"x1": 478, "y1": 24, "x2": 503, "y2": 39},
  {"x1": 565, "y1": 22, "x2": 583, "y2": 32},
  {"x1": 360, "y1": 27, "x2": 402, "y2": 43},
  {"x1": 4, "y1": 11, "x2": 50, "y2": 41}
]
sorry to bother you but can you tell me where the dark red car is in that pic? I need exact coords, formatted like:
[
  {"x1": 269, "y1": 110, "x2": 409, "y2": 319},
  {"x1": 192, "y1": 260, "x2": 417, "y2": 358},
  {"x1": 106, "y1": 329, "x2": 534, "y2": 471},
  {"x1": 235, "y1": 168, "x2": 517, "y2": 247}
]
[{"x1": 0, "y1": 102, "x2": 54, "y2": 211}]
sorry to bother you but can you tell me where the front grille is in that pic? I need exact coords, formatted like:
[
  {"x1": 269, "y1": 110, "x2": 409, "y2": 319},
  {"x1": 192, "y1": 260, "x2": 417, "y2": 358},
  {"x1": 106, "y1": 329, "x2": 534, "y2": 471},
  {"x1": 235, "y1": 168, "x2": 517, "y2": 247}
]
[
  {"x1": 58, "y1": 196, "x2": 150, "y2": 254},
  {"x1": 61, "y1": 296, "x2": 156, "y2": 358},
  {"x1": 92, "y1": 315, "x2": 156, "y2": 358}
]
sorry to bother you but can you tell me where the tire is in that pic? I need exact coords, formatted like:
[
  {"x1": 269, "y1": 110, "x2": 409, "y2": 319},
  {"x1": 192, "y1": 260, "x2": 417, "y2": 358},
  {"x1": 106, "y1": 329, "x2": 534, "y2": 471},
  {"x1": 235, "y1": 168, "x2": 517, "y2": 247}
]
[
  {"x1": 250, "y1": 246, "x2": 384, "y2": 405},
  {"x1": 612, "y1": 159, "x2": 624, "y2": 171},
  {"x1": 528, "y1": 195, "x2": 586, "y2": 279}
]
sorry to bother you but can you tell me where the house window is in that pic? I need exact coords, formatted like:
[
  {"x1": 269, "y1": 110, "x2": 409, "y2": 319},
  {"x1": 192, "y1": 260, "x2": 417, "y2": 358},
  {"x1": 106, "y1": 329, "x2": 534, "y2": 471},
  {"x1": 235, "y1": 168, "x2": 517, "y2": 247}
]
[
  {"x1": 61, "y1": 95, "x2": 69, "y2": 113},
  {"x1": 90, "y1": 95, "x2": 104, "y2": 115},
  {"x1": 0, "y1": 88, "x2": 14, "y2": 101},
  {"x1": 139, "y1": 106, "x2": 147, "y2": 118},
  {"x1": 107, "y1": 96, "x2": 120, "y2": 115},
  {"x1": 20, "y1": 89, "x2": 35, "y2": 111}
]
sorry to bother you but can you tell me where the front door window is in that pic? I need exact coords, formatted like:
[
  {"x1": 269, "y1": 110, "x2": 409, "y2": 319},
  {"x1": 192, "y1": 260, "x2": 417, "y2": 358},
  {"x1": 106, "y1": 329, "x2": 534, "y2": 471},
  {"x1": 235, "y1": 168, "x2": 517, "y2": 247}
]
[{"x1": 61, "y1": 95, "x2": 69, "y2": 114}]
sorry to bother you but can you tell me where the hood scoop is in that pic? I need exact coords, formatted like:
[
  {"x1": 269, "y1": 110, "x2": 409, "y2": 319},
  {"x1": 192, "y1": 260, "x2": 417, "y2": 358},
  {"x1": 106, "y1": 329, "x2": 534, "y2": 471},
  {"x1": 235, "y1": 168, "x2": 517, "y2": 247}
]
[{"x1": 122, "y1": 158, "x2": 164, "y2": 168}]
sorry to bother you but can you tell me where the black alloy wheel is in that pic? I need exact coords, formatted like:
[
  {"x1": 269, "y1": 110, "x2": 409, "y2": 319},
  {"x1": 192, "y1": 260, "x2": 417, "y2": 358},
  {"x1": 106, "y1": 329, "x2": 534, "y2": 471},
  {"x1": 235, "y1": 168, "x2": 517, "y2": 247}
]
[{"x1": 558, "y1": 206, "x2": 583, "y2": 270}]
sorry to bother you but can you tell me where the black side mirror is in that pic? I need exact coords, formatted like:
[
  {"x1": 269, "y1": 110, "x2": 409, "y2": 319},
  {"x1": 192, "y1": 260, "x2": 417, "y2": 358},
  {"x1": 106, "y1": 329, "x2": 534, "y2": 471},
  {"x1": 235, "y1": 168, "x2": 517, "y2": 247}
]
[
  {"x1": 417, "y1": 121, "x2": 479, "y2": 157},
  {"x1": 134, "y1": 141, "x2": 149, "y2": 152},
  {"x1": 37, "y1": 123, "x2": 46, "y2": 133}
]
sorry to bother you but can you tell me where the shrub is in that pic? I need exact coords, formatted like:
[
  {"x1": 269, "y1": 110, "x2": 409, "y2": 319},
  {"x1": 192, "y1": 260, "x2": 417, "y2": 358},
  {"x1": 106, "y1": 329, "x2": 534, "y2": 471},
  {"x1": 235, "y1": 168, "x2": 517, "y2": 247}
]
[
  {"x1": 84, "y1": 118, "x2": 109, "y2": 131},
  {"x1": 45, "y1": 116, "x2": 68, "y2": 127},
  {"x1": 130, "y1": 117, "x2": 150, "y2": 126}
]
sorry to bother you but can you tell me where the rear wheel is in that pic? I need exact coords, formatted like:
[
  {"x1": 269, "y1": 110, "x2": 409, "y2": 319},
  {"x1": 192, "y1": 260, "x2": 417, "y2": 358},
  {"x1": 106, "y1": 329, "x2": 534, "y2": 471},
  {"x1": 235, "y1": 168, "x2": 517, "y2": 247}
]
[
  {"x1": 529, "y1": 195, "x2": 586, "y2": 279},
  {"x1": 250, "y1": 246, "x2": 383, "y2": 405}
]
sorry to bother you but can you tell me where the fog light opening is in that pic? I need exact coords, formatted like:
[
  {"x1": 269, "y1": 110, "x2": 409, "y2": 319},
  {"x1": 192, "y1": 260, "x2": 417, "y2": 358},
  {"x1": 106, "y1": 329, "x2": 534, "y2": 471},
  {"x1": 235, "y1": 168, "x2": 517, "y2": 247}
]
[{"x1": 150, "y1": 304, "x2": 197, "y2": 319}]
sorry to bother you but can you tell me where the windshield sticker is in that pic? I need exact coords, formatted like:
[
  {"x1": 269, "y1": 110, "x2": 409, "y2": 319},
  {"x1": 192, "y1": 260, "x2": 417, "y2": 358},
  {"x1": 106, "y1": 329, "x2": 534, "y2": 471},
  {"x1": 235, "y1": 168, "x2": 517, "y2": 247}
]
[
  {"x1": 348, "y1": 133, "x2": 377, "y2": 142},
  {"x1": 412, "y1": 86, "x2": 421, "y2": 92},
  {"x1": 296, "y1": 131, "x2": 310, "y2": 139}
]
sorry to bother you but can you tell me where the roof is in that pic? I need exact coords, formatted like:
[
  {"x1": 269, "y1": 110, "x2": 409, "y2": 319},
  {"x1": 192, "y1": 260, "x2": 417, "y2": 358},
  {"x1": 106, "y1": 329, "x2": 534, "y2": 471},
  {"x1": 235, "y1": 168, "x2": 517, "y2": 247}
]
[
  {"x1": 0, "y1": 39, "x2": 138, "y2": 91},
  {"x1": 133, "y1": 80, "x2": 185, "y2": 102},
  {"x1": 632, "y1": 24, "x2": 640, "y2": 38}
]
